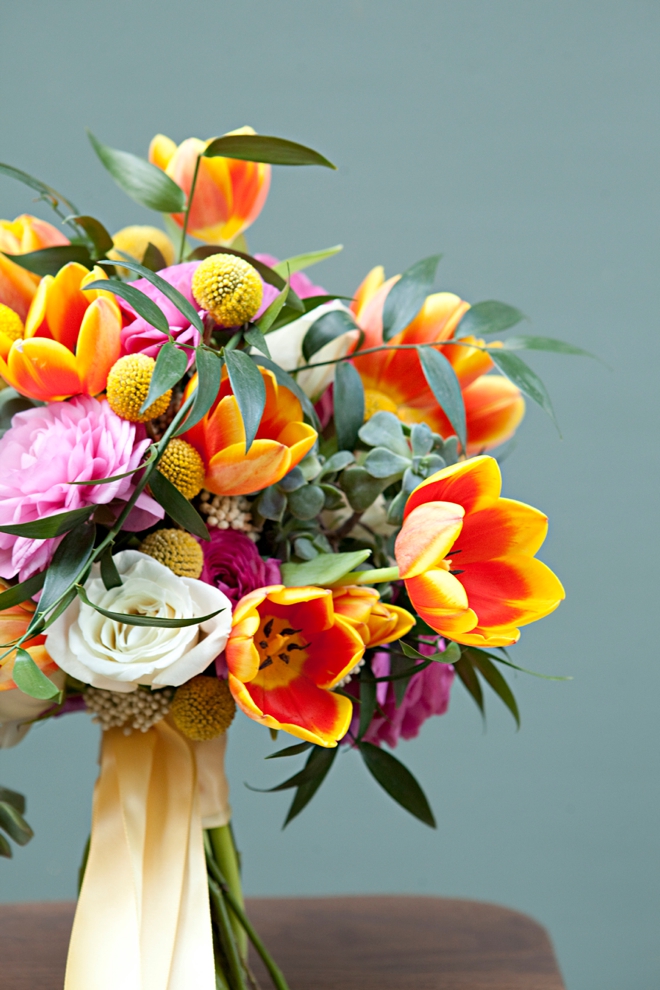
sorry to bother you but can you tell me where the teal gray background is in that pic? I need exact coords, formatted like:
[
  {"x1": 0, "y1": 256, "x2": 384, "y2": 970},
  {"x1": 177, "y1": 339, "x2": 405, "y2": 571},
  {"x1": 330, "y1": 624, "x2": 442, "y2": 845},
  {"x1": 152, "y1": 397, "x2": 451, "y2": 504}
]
[{"x1": 0, "y1": 3, "x2": 657, "y2": 987}]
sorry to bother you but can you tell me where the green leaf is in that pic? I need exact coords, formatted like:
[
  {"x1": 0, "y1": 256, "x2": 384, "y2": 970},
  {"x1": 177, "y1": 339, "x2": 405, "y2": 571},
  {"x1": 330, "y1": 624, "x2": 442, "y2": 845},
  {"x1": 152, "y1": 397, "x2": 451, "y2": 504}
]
[
  {"x1": 88, "y1": 131, "x2": 185, "y2": 213},
  {"x1": 341, "y1": 465, "x2": 396, "y2": 512},
  {"x1": 281, "y1": 549, "x2": 371, "y2": 587},
  {"x1": 83, "y1": 279, "x2": 170, "y2": 335},
  {"x1": 399, "y1": 641, "x2": 457, "y2": 664},
  {"x1": 12, "y1": 648, "x2": 60, "y2": 700},
  {"x1": 255, "y1": 281, "x2": 291, "y2": 335},
  {"x1": 358, "y1": 411, "x2": 410, "y2": 458},
  {"x1": 457, "y1": 300, "x2": 525, "y2": 337},
  {"x1": 0, "y1": 833, "x2": 11, "y2": 857},
  {"x1": 489, "y1": 349, "x2": 560, "y2": 433},
  {"x1": 500, "y1": 335, "x2": 597, "y2": 358},
  {"x1": 302, "y1": 309, "x2": 356, "y2": 362},
  {"x1": 148, "y1": 469, "x2": 210, "y2": 541},
  {"x1": 265, "y1": 742, "x2": 313, "y2": 759},
  {"x1": 454, "y1": 655, "x2": 485, "y2": 716},
  {"x1": 381, "y1": 255, "x2": 442, "y2": 341},
  {"x1": 76, "y1": 584, "x2": 224, "y2": 628},
  {"x1": 224, "y1": 349, "x2": 266, "y2": 453},
  {"x1": 417, "y1": 346, "x2": 467, "y2": 451},
  {"x1": 141, "y1": 241, "x2": 167, "y2": 272},
  {"x1": 0, "y1": 161, "x2": 79, "y2": 214},
  {"x1": 37, "y1": 520, "x2": 96, "y2": 616},
  {"x1": 3, "y1": 245, "x2": 92, "y2": 276},
  {"x1": 358, "y1": 668, "x2": 377, "y2": 740},
  {"x1": 243, "y1": 325, "x2": 271, "y2": 357},
  {"x1": 464, "y1": 648, "x2": 520, "y2": 727},
  {"x1": 0, "y1": 786, "x2": 26, "y2": 815},
  {"x1": 283, "y1": 746, "x2": 338, "y2": 827},
  {"x1": 363, "y1": 446, "x2": 410, "y2": 479},
  {"x1": 99, "y1": 546, "x2": 122, "y2": 591},
  {"x1": 256, "y1": 486, "x2": 287, "y2": 521},
  {"x1": 248, "y1": 751, "x2": 336, "y2": 791},
  {"x1": 287, "y1": 484, "x2": 325, "y2": 521},
  {"x1": 0, "y1": 801, "x2": 33, "y2": 846},
  {"x1": 358, "y1": 741, "x2": 436, "y2": 827},
  {"x1": 273, "y1": 245, "x2": 343, "y2": 277},
  {"x1": 0, "y1": 572, "x2": 45, "y2": 611},
  {"x1": 66, "y1": 215, "x2": 114, "y2": 258},
  {"x1": 0, "y1": 505, "x2": 94, "y2": 539},
  {"x1": 69, "y1": 449, "x2": 157, "y2": 486},
  {"x1": 140, "y1": 342, "x2": 187, "y2": 414},
  {"x1": 175, "y1": 347, "x2": 223, "y2": 436},
  {"x1": 319, "y1": 450, "x2": 355, "y2": 476},
  {"x1": 252, "y1": 355, "x2": 320, "y2": 430},
  {"x1": 203, "y1": 134, "x2": 336, "y2": 169},
  {"x1": 98, "y1": 258, "x2": 203, "y2": 334},
  {"x1": 334, "y1": 361, "x2": 364, "y2": 451}
]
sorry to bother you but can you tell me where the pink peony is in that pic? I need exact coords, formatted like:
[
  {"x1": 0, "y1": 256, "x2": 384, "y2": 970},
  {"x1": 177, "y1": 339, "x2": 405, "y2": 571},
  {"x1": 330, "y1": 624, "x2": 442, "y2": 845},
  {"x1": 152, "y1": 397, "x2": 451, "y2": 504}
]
[
  {"x1": 0, "y1": 397, "x2": 163, "y2": 580},
  {"x1": 198, "y1": 528, "x2": 281, "y2": 606},
  {"x1": 120, "y1": 262, "x2": 202, "y2": 362},
  {"x1": 345, "y1": 640, "x2": 455, "y2": 748}
]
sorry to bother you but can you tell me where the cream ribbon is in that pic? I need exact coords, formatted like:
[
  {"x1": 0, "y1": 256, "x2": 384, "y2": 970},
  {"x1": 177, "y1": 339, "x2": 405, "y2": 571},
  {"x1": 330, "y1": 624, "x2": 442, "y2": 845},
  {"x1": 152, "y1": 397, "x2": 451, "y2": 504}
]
[{"x1": 65, "y1": 720, "x2": 229, "y2": 990}]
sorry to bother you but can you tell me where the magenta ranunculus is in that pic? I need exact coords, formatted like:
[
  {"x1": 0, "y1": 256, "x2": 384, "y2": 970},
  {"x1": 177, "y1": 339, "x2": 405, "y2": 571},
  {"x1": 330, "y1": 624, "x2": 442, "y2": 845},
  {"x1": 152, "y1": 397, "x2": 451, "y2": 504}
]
[
  {"x1": 198, "y1": 528, "x2": 281, "y2": 606},
  {"x1": 345, "y1": 639, "x2": 455, "y2": 748},
  {"x1": 0, "y1": 396, "x2": 164, "y2": 580},
  {"x1": 120, "y1": 262, "x2": 202, "y2": 362},
  {"x1": 254, "y1": 254, "x2": 327, "y2": 317}
]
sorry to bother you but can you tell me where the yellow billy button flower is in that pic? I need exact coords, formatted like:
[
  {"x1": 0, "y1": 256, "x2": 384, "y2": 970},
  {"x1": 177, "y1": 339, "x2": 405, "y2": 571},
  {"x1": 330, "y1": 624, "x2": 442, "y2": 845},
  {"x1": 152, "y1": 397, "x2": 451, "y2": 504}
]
[
  {"x1": 0, "y1": 304, "x2": 24, "y2": 345},
  {"x1": 106, "y1": 354, "x2": 172, "y2": 422},
  {"x1": 158, "y1": 439, "x2": 205, "y2": 499},
  {"x1": 139, "y1": 529, "x2": 204, "y2": 578},
  {"x1": 191, "y1": 254, "x2": 263, "y2": 327},
  {"x1": 170, "y1": 675, "x2": 236, "y2": 740}
]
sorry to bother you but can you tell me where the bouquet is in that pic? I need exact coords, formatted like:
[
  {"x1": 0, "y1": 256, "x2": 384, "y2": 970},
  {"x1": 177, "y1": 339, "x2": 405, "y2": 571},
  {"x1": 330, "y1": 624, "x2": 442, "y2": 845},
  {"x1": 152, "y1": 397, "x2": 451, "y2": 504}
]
[{"x1": 0, "y1": 126, "x2": 576, "y2": 990}]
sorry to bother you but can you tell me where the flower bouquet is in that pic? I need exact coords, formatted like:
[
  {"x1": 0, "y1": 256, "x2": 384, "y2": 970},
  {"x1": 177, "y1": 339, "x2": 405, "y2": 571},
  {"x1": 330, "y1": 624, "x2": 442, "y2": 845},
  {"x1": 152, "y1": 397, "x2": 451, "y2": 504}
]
[{"x1": 0, "y1": 126, "x2": 576, "y2": 990}]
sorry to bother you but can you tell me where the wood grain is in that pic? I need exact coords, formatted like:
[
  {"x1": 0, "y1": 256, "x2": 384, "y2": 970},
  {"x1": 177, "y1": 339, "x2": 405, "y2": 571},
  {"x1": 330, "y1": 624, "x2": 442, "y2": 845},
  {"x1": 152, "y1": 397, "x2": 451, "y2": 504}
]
[{"x1": 0, "y1": 896, "x2": 565, "y2": 990}]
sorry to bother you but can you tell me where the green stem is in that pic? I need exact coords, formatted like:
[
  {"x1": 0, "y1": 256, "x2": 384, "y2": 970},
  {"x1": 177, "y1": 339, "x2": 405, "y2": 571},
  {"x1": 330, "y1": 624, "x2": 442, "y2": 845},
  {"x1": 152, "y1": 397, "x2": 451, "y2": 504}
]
[
  {"x1": 209, "y1": 825, "x2": 247, "y2": 959},
  {"x1": 333, "y1": 565, "x2": 400, "y2": 587},
  {"x1": 178, "y1": 154, "x2": 201, "y2": 263},
  {"x1": 294, "y1": 337, "x2": 487, "y2": 373},
  {"x1": 208, "y1": 876, "x2": 248, "y2": 990}
]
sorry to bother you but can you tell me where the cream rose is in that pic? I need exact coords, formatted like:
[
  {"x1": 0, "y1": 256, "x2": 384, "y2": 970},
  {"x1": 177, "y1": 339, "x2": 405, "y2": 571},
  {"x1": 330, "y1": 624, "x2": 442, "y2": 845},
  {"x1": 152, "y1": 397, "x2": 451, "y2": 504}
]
[
  {"x1": 0, "y1": 671, "x2": 66, "y2": 748},
  {"x1": 45, "y1": 550, "x2": 232, "y2": 693}
]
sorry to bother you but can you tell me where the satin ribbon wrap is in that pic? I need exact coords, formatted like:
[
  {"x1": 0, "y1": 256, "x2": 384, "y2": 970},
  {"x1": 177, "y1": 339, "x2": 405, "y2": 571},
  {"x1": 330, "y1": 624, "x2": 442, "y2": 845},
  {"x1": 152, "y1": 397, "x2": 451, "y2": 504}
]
[{"x1": 65, "y1": 720, "x2": 229, "y2": 990}]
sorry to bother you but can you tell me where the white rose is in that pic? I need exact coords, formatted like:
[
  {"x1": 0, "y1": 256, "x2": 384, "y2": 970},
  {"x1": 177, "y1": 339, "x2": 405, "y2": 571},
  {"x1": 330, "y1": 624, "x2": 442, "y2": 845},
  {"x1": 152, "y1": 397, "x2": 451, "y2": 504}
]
[
  {"x1": 260, "y1": 300, "x2": 359, "y2": 402},
  {"x1": 45, "y1": 550, "x2": 232, "y2": 694},
  {"x1": 0, "y1": 671, "x2": 66, "y2": 749}
]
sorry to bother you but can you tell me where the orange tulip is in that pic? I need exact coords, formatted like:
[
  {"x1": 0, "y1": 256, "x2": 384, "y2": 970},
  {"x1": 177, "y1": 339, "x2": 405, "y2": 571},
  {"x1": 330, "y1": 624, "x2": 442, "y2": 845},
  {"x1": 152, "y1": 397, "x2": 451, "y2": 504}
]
[
  {"x1": 0, "y1": 582, "x2": 58, "y2": 692},
  {"x1": 225, "y1": 585, "x2": 365, "y2": 746},
  {"x1": 149, "y1": 128, "x2": 271, "y2": 245},
  {"x1": 331, "y1": 585, "x2": 415, "y2": 647},
  {"x1": 350, "y1": 267, "x2": 525, "y2": 454},
  {"x1": 0, "y1": 263, "x2": 122, "y2": 401},
  {"x1": 0, "y1": 214, "x2": 69, "y2": 321},
  {"x1": 394, "y1": 457, "x2": 564, "y2": 647},
  {"x1": 183, "y1": 366, "x2": 317, "y2": 497}
]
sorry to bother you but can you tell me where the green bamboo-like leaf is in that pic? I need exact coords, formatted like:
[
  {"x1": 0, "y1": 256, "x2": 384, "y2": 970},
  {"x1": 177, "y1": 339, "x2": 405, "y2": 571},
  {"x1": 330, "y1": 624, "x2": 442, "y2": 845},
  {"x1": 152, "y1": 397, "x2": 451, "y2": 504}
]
[
  {"x1": 273, "y1": 245, "x2": 343, "y2": 277},
  {"x1": 0, "y1": 801, "x2": 33, "y2": 846},
  {"x1": 489, "y1": 349, "x2": 560, "y2": 433},
  {"x1": 417, "y1": 346, "x2": 467, "y2": 451},
  {"x1": 281, "y1": 550, "x2": 371, "y2": 587},
  {"x1": 98, "y1": 258, "x2": 203, "y2": 333},
  {"x1": 141, "y1": 241, "x2": 167, "y2": 272},
  {"x1": 0, "y1": 833, "x2": 12, "y2": 857},
  {"x1": 76, "y1": 585, "x2": 224, "y2": 628},
  {"x1": 243, "y1": 325, "x2": 271, "y2": 357},
  {"x1": 265, "y1": 742, "x2": 313, "y2": 760},
  {"x1": 83, "y1": 279, "x2": 171, "y2": 335},
  {"x1": 224, "y1": 349, "x2": 266, "y2": 453},
  {"x1": 358, "y1": 741, "x2": 436, "y2": 827},
  {"x1": 0, "y1": 161, "x2": 79, "y2": 214},
  {"x1": 88, "y1": 131, "x2": 185, "y2": 212},
  {"x1": 99, "y1": 546, "x2": 122, "y2": 591},
  {"x1": 0, "y1": 572, "x2": 45, "y2": 611},
  {"x1": 457, "y1": 300, "x2": 525, "y2": 337},
  {"x1": 3, "y1": 245, "x2": 92, "y2": 276},
  {"x1": 174, "y1": 347, "x2": 223, "y2": 437},
  {"x1": 0, "y1": 505, "x2": 94, "y2": 539},
  {"x1": 187, "y1": 245, "x2": 304, "y2": 311},
  {"x1": 203, "y1": 134, "x2": 336, "y2": 169},
  {"x1": 251, "y1": 355, "x2": 320, "y2": 429},
  {"x1": 66, "y1": 215, "x2": 114, "y2": 258},
  {"x1": 37, "y1": 521, "x2": 96, "y2": 616},
  {"x1": 334, "y1": 361, "x2": 364, "y2": 451},
  {"x1": 248, "y1": 752, "x2": 335, "y2": 792},
  {"x1": 69, "y1": 448, "x2": 157, "y2": 485},
  {"x1": 283, "y1": 746, "x2": 338, "y2": 827},
  {"x1": 500, "y1": 335, "x2": 597, "y2": 358},
  {"x1": 381, "y1": 255, "x2": 442, "y2": 341},
  {"x1": 0, "y1": 786, "x2": 26, "y2": 815},
  {"x1": 454, "y1": 655, "x2": 485, "y2": 716},
  {"x1": 302, "y1": 309, "x2": 357, "y2": 362},
  {"x1": 399, "y1": 641, "x2": 457, "y2": 664},
  {"x1": 464, "y1": 647, "x2": 520, "y2": 727},
  {"x1": 148, "y1": 470, "x2": 210, "y2": 541},
  {"x1": 255, "y1": 283, "x2": 291, "y2": 335},
  {"x1": 358, "y1": 668, "x2": 377, "y2": 740},
  {"x1": 12, "y1": 648, "x2": 60, "y2": 700},
  {"x1": 140, "y1": 342, "x2": 187, "y2": 414}
]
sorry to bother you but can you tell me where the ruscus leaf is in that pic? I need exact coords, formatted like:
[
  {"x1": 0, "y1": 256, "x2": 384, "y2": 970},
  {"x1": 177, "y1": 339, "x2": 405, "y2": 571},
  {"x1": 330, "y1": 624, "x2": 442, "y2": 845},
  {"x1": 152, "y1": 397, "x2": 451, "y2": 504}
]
[
  {"x1": 37, "y1": 520, "x2": 96, "y2": 616},
  {"x1": 0, "y1": 787, "x2": 26, "y2": 815},
  {"x1": 358, "y1": 741, "x2": 436, "y2": 827},
  {"x1": 224, "y1": 349, "x2": 266, "y2": 453},
  {"x1": 140, "y1": 342, "x2": 187, "y2": 414},
  {"x1": 381, "y1": 255, "x2": 442, "y2": 341},
  {"x1": 98, "y1": 258, "x2": 203, "y2": 334},
  {"x1": 252, "y1": 356, "x2": 320, "y2": 430},
  {"x1": 88, "y1": 131, "x2": 185, "y2": 212},
  {"x1": 464, "y1": 647, "x2": 521, "y2": 728},
  {"x1": 283, "y1": 746, "x2": 338, "y2": 827},
  {"x1": 0, "y1": 162, "x2": 79, "y2": 214},
  {"x1": 302, "y1": 309, "x2": 357, "y2": 362},
  {"x1": 266, "y1": 742, "x2": 313, "y2": 760},
  {"x1": 417, "y1": 346, "x2": 467, "y2": 451},
  {"x1": 175, "y1": 347, "x2": 223, "y2": 436},
  {"x1": 203, "y1": 134, "x2": 336, "y2": 169},
  {"x1": 76, "y1": 585, "x2": 224, "y2": 628},
  {"x1": 66, "y1": 215, "x2": 114, "y2": 258},
  {"x1": 0, "y1": 572, "x2": 45, "y2": 611},
  {"x1": 3, "y1": 245, "x2": 92, "y2": 276},
  {"x1": 12, "y1": 648, "x2": 60, "y2": 701},
  {"x1": 148, "y1": 469, "x2": 210, "y2": 541},
  {"x1": 273, "y1": 245, "x2": 343, "y2": 276},
  {"x1": 489, "y1": 349, "x2": 560, "y2": 433},
  {"x1": 334, "y1": 361, "x2": 364, "y2": 451},
  {"x1": 83, "y1": 279, "x2": 171, "y2": 335},
  {"x1": 457, "y1": 300, "x2": 525, "y2": 337},
  {"x1": 0, "y1": 802, "x2": 33, "y2": 846},
  {"x1": 0, "y1": 506, "x2": 94, "y2": 539}
]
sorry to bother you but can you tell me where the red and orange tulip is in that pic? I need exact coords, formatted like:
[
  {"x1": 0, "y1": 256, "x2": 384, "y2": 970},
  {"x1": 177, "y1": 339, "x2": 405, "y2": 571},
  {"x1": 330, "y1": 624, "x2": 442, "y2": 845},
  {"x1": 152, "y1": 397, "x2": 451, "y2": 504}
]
[
  {"x1": 394, "y1": 457, "x2": 565, "y2": 648},
  {"x1": 332, "y1": 585, "x2": 415, "y2": 647},
  {"x1": 225, "y1": 585, "x2": 365, "y2": 746},
  {"x1": 0, "y1": 214, "x2": 69, "y2": 321},
  {"x1": 0, "y1": 583, "x2": 57, "y2": 692},
  {"x1": 149, "y1": 128, "x2": 271, "y2": 245},
  {"x1": 0, "y1": 263, "x2": 122, "y2": 401},
  {"x1": 350, "y1": 267, "x2": 525, "y2": 454},
  {"x1": 183, "y1": 366, "x2": 317, "y2": 497}
]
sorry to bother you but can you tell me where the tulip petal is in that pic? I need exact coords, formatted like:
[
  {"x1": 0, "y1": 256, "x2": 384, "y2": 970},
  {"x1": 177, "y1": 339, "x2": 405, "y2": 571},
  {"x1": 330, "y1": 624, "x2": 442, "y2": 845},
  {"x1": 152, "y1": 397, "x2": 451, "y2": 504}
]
[
  {"x1": 149, "y1": 133, "x2": 177, "y2": 171},
  {"x1": 463, "y1": 374, "x2": 525, "y2": 454},
  {"x1": 6, "y1": 338, "x2": 82, "y2": 400},
  {"x1": 233, "y1": 673, "x2": 352, "y2": 748},
  {"x1": 404, "y1": 456, "x2": 502, "y2": 520},
  {"x1": 45, "y1": 263, "x2": 90, "y2": 352},
  {"x1": 458, "y1": 556, "x2": 565, "y2": 631},
  {"x1": 0, "y1": 255, "x2": 38, "y2": 322},
  {"x1": 304, "y1": 615, "x2": 366, "y2": 689},
  {"x1": 405, "y1": 568, "x2": 471, "y2": 616},
  {"x1": 395, "y1": 501, "x2": 465, "y2": 579},
  {"x1": 455, "y1": 499, "x2": 548, "y2": 564},
  {"x1": 206, "y1": 440, "x2": 291, "y2": 497},
  {"x1": 75, "y1": 297, "x2": 122, "y2": 396}
]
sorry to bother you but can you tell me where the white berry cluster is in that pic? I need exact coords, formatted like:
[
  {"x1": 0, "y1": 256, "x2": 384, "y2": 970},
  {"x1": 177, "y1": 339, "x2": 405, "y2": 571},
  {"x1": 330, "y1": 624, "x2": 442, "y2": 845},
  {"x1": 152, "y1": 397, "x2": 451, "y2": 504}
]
[
  {"x1": 84, "y1": 686, "x2": 174, "y2": 734},
  {"x1": 336, "y1": 656, "x2": 366, "y2": 688},
  {"x1": 198, "y1": 492, "x2": 259, "y2": 538}
]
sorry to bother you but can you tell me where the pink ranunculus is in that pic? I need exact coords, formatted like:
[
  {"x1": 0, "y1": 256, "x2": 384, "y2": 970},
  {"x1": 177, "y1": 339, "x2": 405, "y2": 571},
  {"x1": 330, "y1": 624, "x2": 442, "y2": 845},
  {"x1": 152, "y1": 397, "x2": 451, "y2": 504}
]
[
  {"x1": 254, "y1": 253, "x2": 327, "y2": 318},
  {"x1": 119, "y1": 262, "x2": 202, "y2": 363},
  {"x1": 345, "y1": 639, "x2": 455, "y2": 748},
  {"x1": 198, "y1": 528, "x2": 281, "y2": 606},
  {"x1": 0, "y1": 396, "x2": 164, "y2": 581}
]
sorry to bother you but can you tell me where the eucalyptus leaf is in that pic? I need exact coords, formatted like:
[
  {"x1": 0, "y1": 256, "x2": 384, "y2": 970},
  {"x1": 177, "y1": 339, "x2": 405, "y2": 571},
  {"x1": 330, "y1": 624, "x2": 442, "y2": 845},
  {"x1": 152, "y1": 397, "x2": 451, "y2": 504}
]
[
  {"x1": 287, "y1": 484, "x2": 325, "y2": 520},
  {"x1": 363, "y1": 446, "x2": 410, "y2": 479},
  {"x1": 293, "y1": 537, "x2": 318, "y2": 560},
  {"x1": 334, "y1": 361, "x2": 364, "y2": 451},
  {"x1": 358, "y1": 741, "x2": 436, "y2": 827},
  {"x1": 320, "y1": 483, "x2": 345, "y2": 510},
  {"x1": 358, "y1": 411, "x2": 410, "y2": 458},
  {"x1": 256, "y1": 486, "x2": 287, "y2": 521},
  {"x1": 277, "y1": 467, "x2": 306, "y2": 492},
  {"x1": 83, "y1": 279, "x2": 171, "y2": 335},
  {"x1": 0, "y1": 505, "x2": 94, "y2": 539},
  {"x1": 341, "y1": 465, "x2": 397, "y2": 512},
  {"x1": 76, "y1": 585, "x2": 224, "y2": 628},
  {"x1": 501, "y1": 335, "x2": 597, "y2": 358},
  {"x1": 12, "y1": 648, "x2": 60, "y2": 701},
  {"x1": 273, "y1": 245, "x2": 343, "y2": 276},
  {"x1": 319, "y1": 451, "x2": 355, "y2": 476},
  {"x1": 148, "y1": 470, "x2": 210, "y2": 540},
  {"x1": 283, "y1": 746, "x2": 338, "y2": 826},
  {"x1": 281, "y1": 550, "x2": 371, "y2": 587},
  {"x1": 417, "y1": 346, "x2": 467, "y2": 451},
  {"x1": 457, "y1": 300, "x2": 525, "y2": 337},
  {"x1": 3, "y1": 245, "x2": 92, "y2": 276},
  {"x1": 98, "y1": 258, "x2": 203, "y2": 333},
  {"x1": 381, "y1": 255, "x2": 441, "y2": 341},
  {"x1": 174, "y1": 347, "x2": 223, "y2": 437},
  {"x1": 203, "y1": 134, "x2": 336, "y2": 169},
  {"x1": 224, "y1": 349, "x2": 266, "y2": 453},
  {"x1": 88, "y1": 131, "x2": 185, "y2": 213},
  {"x1": 140, "y1": 342, "x2": 187, "y2": 414},
  {"x1": 410, "y1": 423, "x2": 434, "y2": 457},
  {"x1": 37, "y1": 520, "x2": 96, "y2": 617},
  {"x1": 489, "y1": 349, "x2": 560, "y2": 433}
]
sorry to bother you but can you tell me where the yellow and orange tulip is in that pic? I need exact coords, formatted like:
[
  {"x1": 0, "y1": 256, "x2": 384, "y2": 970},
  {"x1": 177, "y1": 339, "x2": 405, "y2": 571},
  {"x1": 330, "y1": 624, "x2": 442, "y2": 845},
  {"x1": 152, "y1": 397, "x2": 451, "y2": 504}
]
[
  {"x1": 0, "y1": 214, "x2": 69, "y2": 321},
  {"x1": 183, "y1": 366, "x2": 317, "y2": 497},
  {"x1": 225, "y1": 584, "x2": 365, "y2": 746},
  {"x1": 331, "y1": 585, "x2": 415, "y2": 648},
  {"x1": 0, "y1": 262, "x2": 122, "y2": 401},
  {"x1": 149, "y1": 128, "x2": 271, "y2": 245},
  {"x1": 0, "y1": 583, "x2": 58, "y2": 692},
  {"x1": 350, "y1": 267, "x2": 525, "y2": 454},
  {"x1": 394, "y1": 457, "x2": 565, "y2": 647}
]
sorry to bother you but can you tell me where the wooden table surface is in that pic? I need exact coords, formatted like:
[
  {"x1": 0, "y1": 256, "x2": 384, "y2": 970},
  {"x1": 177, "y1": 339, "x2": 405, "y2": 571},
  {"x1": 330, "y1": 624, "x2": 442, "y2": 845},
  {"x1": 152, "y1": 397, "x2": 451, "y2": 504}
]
[{"x1": 0, "y1": 896, "x2": 565, "y2": 990}]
